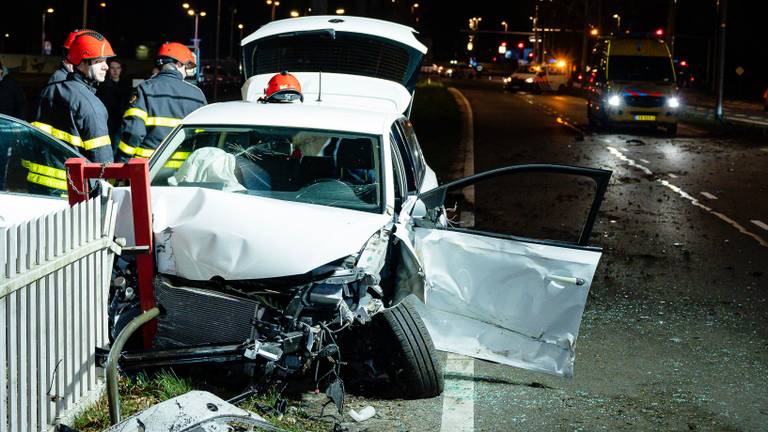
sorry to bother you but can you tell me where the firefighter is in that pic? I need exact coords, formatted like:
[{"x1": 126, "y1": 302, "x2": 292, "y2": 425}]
[
  {"x1": 34, "y1": 31, "x2": 115, "y2": 168},
  {"x1": 259, "y1": 71, "x2": 304, "y2": 103},
  {"x1": 118, "y1": 42, "x2": 206, "y2": 162},
  {"x1": 47, "y1": 29, "x2": 95, "y2": 84}
]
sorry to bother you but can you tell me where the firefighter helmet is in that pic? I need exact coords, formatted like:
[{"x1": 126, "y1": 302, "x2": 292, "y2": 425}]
[
  {"x1": 62, "y1": 29, "x2": 97, "y2": 50},
  {"x1": 156, "y1": 42, "x2": 196, "y2": 67},
  {"x1": 263, "y1": 71, "x2": 303, "y2": 102},
  {"x1": 65, "y1": 32, "x2": 115, "y2": 65}
]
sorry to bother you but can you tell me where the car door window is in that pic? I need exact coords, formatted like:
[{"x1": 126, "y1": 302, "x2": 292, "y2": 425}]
[{"x1": 0, "y1": 115, "x2": 80, "y2": 197}]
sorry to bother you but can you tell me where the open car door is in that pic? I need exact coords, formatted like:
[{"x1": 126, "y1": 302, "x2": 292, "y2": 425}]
[{"x1": 410, "y1": 164, "x2": 611, "y2": 377}]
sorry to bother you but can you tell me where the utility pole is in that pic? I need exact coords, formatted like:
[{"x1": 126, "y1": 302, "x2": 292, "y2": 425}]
[
  {"x1": 666, "y1": 0, "x2": 677, "y2": 57},
  {"x1": 714, "y1": 0, "x2": 727, "y2": 121},
  {"x1": 580, "y1": 0, "x2": 589, "y2": 71},
  {"x1": 82, "y1": 0, "x2": 88, "y2": 27},
  {"x1": 533, "y1": 2, "x2": 540, "y2": 64},
  {"x1": 229, "y1": 7, "x2": 237, "y2": 59},
  {"x1": 214, "y1": 0, "x2": 221, "y2": 101}
]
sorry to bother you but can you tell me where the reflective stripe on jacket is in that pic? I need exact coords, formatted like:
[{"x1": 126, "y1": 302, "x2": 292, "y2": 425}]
[
  {"x1": 119, "y1": 68, "x2": 206, "y2": 160},
  {"x1": 35, "y1": 72, "x2": 114, "y2": 163}
]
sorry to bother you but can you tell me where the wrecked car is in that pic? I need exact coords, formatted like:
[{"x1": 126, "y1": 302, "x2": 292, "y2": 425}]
[{"x1": 0, "y1": 16, "x2": 611, "y2": 403}]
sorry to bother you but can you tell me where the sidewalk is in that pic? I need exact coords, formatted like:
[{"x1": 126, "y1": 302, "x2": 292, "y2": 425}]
[{"x1": 680, "y1": 88, "x2": 768, "y2": 127}]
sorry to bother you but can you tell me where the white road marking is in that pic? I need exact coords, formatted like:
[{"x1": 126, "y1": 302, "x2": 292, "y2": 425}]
[
  {"x1": 752, "y1": 220, "x2": 768, "y2": 232},
  {"x1": 639, "y1": 158, "x2": 651, "y2": 164},
  {"x1": 447, "y1": 87, "x2": 475, "y2": 204},
  {"x1": 607, "y1": 146, "x2": 654, "y2": 176},
  {"x1": 700, "y1": 192, "x2": 718, "y2": 200},
  {"x1": 668, "y1": 173, "x2": 678, "y2": 178},
  {"x1": 607, "y1": 146, "x2": 768, "y2": 248},
  {"x1": 441, "y1": 353, "x2": 475, "y2": 432}
]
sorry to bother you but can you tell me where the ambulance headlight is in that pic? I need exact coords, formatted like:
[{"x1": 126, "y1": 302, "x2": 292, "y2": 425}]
[
  {"x1": 667, "y1": 97, "x2": 680, "y2": 108},
  {"x1": 607, "y1": 95, "x2": 621, "y2": 107}
]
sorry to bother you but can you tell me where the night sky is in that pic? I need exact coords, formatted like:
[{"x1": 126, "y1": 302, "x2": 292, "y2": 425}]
[{"x1": 1, "y1": 0, "x2": 762, "y2": 95}]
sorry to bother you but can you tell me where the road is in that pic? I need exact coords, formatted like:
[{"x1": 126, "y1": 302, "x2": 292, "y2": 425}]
[{"x1": 333, "y1": 79, "x2": 768, "y2": 432}]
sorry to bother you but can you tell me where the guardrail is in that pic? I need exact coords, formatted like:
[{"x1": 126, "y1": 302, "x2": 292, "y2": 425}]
[{"x1": 0, "y1": 193, "x2": 119, "y2": 431}]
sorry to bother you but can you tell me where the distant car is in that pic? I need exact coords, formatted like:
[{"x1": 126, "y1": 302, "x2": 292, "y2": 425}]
[{"x1": 504, "y1": 64, "x2": 569, "y2": 94}]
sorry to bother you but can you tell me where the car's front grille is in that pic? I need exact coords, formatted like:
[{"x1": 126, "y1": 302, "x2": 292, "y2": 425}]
[{"x1": 624, "y1": 96, "x2": 665, "y2": 108}]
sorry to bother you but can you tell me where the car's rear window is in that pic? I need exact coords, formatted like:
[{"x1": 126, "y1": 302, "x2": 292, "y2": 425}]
[{"x1": 150, "y1": 126, "x2": 383, "y2": 214}]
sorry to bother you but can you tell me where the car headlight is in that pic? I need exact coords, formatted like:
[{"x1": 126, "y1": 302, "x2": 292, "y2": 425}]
[
  {"x1": 667, "y1": 97, "x2": 680, "y2": 108},
  {"x1": 607, "y1": 95, "x2": 621, "y2": 107},
  {"x1": 525, "y1": 77, "x2": 534, "y2": 83}
]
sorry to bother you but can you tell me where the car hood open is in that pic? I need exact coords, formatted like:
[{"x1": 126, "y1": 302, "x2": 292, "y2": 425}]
[{"x1": 113, "y1": 187, "x2": 390, "y2": 281}]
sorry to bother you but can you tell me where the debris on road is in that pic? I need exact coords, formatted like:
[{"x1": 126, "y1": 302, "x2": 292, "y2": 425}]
[{"x1": 348, "y1": 406, "x2": 376, "y2": 422}]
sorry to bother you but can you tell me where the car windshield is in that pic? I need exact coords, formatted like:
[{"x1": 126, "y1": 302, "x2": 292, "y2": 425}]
[
  {"x1": 608, "y1": 55, "x2": 675, "y2": 83},
  {"x1": 151, "y1": 126, "x2": 383, "y2": 213}
]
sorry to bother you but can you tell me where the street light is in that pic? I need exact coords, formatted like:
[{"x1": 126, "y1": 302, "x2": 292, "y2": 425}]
[
  {"x1": 41, "y1": 7, "x2": 54, "y2": 55},
  {"x1": 590, "y1": 28, "x2": 599, "y2": 36},
  {"x1": 335, "y1": 8, "x2": 345, "y2": 15},
  {"x1": 266, "y1": 0, "x2": 280, "y2": 21},
  {"x1": 612, "y1": 14, "x2": 621, "y2": 34},
  {"x1": 501, "y1": 21, "x2": 508, "y2": 32},
  {"x1": 290, "y1": 10, "x2": 299, "y2": 17},
  {"x1": 238, "y1": 23, "x2": 244, "y2": 41},
  {"x1": 183, "y1": 5, "x2": 206, "y2": 81}
]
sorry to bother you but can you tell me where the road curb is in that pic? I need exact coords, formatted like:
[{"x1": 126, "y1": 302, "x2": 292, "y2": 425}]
[{"x1": 447, "y1": 87, "x2": 475, "y2": 205}]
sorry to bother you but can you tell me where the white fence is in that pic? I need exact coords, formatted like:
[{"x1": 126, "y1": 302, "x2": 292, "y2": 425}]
[{"x1": 1, "y1": 195, "x2": 119, "y2": 431}]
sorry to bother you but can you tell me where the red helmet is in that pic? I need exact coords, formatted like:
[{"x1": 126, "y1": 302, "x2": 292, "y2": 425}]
[
  {"x1": 66, "y1": 32, "x2": 115, "y2": 65},
  {"x1": 62, "y1": 29, "x2": 97, "y2": 50},
  {"x1": 263, "y1": 71, "x2": 303, "y2": 102},
  {"x1": 157, "y1": 42, "x2": 196, "y2": 67}
]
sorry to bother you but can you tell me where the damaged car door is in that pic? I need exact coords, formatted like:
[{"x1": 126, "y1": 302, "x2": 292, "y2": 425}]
[{"x1": 409, "y1": 164, "x2": 611, "y2": 378}]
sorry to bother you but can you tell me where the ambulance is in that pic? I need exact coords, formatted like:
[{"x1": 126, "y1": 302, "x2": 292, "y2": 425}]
[{"x1": 586, "y1": 36, "x2": 679, "y2": 135}]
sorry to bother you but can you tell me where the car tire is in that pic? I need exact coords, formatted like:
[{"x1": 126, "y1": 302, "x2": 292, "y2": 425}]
[
  {"x1": 377, "y1": 295, "x2": 444, "y2": 398},
  {"x1": 665, "y1": 123, "x2": 678, "y2": 136}
]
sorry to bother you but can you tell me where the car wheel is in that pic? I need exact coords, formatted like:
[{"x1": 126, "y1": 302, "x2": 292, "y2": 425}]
[
  {"x1": 376, "y1": 295, "x2": 444, "y2": 398},
  {"x1": 665, "y1": 123, "x2": 678, "y2": 136}
]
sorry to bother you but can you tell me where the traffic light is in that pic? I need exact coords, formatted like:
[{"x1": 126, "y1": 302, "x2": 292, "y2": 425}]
[
  {"x1": 655, "y1": 28, "x2": 664, "y2": 36},
  {"x1": 517, "y1": 42, "x2": 525, "y2": 49}
]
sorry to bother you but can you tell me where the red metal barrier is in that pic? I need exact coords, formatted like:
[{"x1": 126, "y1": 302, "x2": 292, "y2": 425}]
[{"x1": 65, "y1": 158, "x2": 156, "y2": 346}]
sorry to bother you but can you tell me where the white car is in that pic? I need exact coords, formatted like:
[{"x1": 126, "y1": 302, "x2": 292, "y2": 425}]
[{"x1": 1, "y1": 16, "x2": 611, "y2": 400}]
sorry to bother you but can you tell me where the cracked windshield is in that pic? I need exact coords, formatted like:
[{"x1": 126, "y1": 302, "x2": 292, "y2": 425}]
[{"x1": 152, "y1": 126, "x2": 382, "y2": 212}]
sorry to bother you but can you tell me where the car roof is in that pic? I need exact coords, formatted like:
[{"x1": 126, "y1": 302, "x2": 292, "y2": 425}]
[
  {"x1": 181, "y1": 101, "x2": 399, "y2": 135},
  {"x1": 241, "y1": 15, "x2": 427, "y2": 54}
]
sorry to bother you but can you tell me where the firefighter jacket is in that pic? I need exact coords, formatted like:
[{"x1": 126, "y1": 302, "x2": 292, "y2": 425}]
[
  {"x1": 118, "y1": 68, "x2": 206, "y2": 161},
  {"x1": 47, "y1": 63, "x2": 69, "y2": 84},
  {"x1": 34, "y1": 71, "x2": 114, "y2": 164}
]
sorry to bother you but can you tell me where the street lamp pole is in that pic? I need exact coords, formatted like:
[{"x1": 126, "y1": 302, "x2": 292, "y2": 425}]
[
  {"x1": 41, "y1": 8, "x2": 53, "y2": 55},
  {"x1": 613, "y1": 14, "x2": 621, "y2": 34}
]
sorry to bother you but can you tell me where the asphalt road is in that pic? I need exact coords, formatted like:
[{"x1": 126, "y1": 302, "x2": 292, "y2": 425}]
[{"x1": 333, "y1": 79, "x2": 768, "y2": 432}]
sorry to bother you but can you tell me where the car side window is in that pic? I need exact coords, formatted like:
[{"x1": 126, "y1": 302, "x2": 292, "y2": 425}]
[
  {"x1": 396, "y1": 119, "x2": 426, "y2": 190},
  {"x1": 0, "y1": 116, "x2": 78, "y2": 197},
  {"x1": 389, "y1": 124, "x2": 417, "y2": 193}
]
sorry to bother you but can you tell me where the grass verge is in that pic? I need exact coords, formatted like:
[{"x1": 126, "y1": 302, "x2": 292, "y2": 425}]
[{"x1": 410, "y1": 79, "x2": 462, "y2": 183}]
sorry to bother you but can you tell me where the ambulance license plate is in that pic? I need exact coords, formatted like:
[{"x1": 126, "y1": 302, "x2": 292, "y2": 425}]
[{"x1": 634, "y1": 115, "x2": 656, "y2": 121}]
